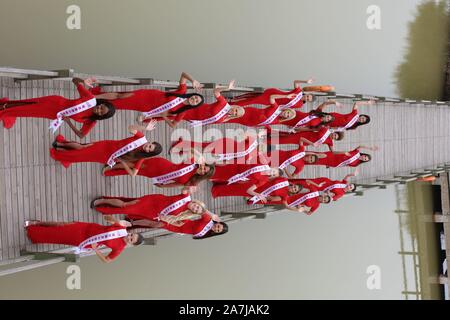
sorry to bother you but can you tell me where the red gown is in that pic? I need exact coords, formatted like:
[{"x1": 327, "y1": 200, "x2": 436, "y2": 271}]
[
  {"x1": 172, "y1": 96, "x2": 228, "y2": 123},
  {"x1": 0, "y1": 84, "x2": 97, "y2": 132},
  {"x1": 104, "y1": 157, "x2": 198, "y2": 185},
  {"x1": 267, "y1": 126, "x2": 333, "y2": 148},
  {"x1": 171, "y1": 135, "x2": 258, "y2": 162},
  {"x1": 95, "y1": 194, "x2": 192, "y2": 220},
  {"x1": 107, "y1": 83, "x2": 187, "y2": 112},
  {"x1": 328, "y1": 110, "x2": 359, "y2": 129},
  {"x1": 162, "y1": 213, "x2": 213, "y2": 237},
  {"x1": 50, "y1": 132, "x2": 146, "y2": 168},
  {"x1": 232, "y1": 87, "x2": 304, "y2": 108},
  {"x1": 211, "y1": 176, "x2": 289, "y2": 202},
  {"x1": 311, "y1": 148, "x2": 361, "y2": 168},
  {"x1": 268, "y1": 185, "x2": 321, "y2": 214},
  {"x1": 289, "y1": 177, "x2": 348, "y2": 201},
  {"x1": 226, "y1": 104, "x2": 283, "y2": 127},
  {"x1": 211, "y1": 164, "x2": 270, "y2": 184},
  {"x1": 262, "y1": 147, "x2": 306, "y2": 175},
  {"x1": 282, "y1": 111, "x2": 323, "y2": 128},
  {"x1": 26, "y1": 222, "x2": 126, "y2": 259}
]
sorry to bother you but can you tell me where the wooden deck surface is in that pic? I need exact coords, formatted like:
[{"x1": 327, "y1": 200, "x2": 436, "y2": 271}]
[{"x1": 1, "y1": 76, "x2": 450, "y2": 261}]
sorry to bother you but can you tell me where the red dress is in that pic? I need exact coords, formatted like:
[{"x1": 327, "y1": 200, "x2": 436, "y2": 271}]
[
  {"x1": 50, "y1": 132, "x2": 146, "y2": 168},
  {"x1": 311, "y1": 148, "x2": 361, "y2": 167},
  {"x1": 211, "y1": 177, "x2": 289, "y2": 203},
  {"x1": 226, "y1": 104, "x2": 283, "y2": 127},
  {"x1": 267, "y1": 126, "x2": 333, "y2": 147},
  {"x1": 104, "y1": 157, "x2": 198, "y2": 185},
  {"x1": 285, "y1": 191, "x2": 321, "y2": 214},
  {"x1": 211, "y1": 164, "x2": 270, "y2": 184},
  {"x1": 328, "y1": 110, "x2": 358, "y2": 129},
  {"x1": 95, "y1": 194, "x2": 192, "y2": 220},
  {"x1": 288, "y1": 177, "x2": 347, "y2": 200},
  {"x1": 171, "y1": 136, "x2": 258, "y2": 163},
  {"x1": 0, "y1": 84, "x2": 97, "y2": 132},
  {"x1": 263, "y1": 147, "x2": 306, "y2": 175},
  {"x1": 282, "y1": 111, "x2": 323, "y2": 128},
  {"x1": 108, "y1": 84, "x2": 187, "y2": 112},
  {"x1": 172, "y1": 96, "x2": 228, "y2": 123},
  {"x1": 232, "y1": 87, "x2": 303, "y2": 108},
  {"x1": 162, "y1": 213, "x2": 213, "y2": 237},
  {"x1": 267, "y1": 185, "x2": 320, "y2": 214},
  {"x1": 27, "y1": 222, "x2": 126, "y2": 259}
]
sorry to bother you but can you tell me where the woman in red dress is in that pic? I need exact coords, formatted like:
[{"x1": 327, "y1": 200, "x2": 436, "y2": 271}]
[
  {"x1": 295, "y1": 177, "x2": 356, "y2": 202},
  {"x1": 210, "y1": 163, "x2": 281, "y2": 185},
  {"x1": 50, "y1": 121, "x2": 162, "y2": 170},
  {"x1": 104, "y1": 153, "x2": 215, "y2": 194},
  {"x1": 91, "y1": 193, "x2": 212, "y2": 226},
  {"x1": 257, "y1": 144, "x2": 319, "y2": 178},
  {"x1": 169, "y1": 132, "x2": 260, "y2": 164},
  {"x1": 24, "y1": 215, "x2": 143, "y2": 263},
  {"x1": 211, "y1": 176, "x2": 300, "y2": 205},
  {"x1": 279, "y1": 185, "x2": 332, "y2": 215},
  {"x1": 305, "y1": 145, "x2": 377, "y2": 168},
  {"x1": 229, "y1": 78, "x2": 315, "y2": 109},
  {"x1": 270, "y1": 109, "x2": 334, "y2": 130},
  {"x1": 265, "y1": 126, "x2": 344, "y2": 151},
  {"x1": 142, "y1": 212, "x2": 229, "y2": 240},
  {"x1": 160, "y1": 80, "x2": 243, "y2": 128},
  {"x1": 94, "y1": 72, "x2": 205, "y2": 118},
  {"x1": 313, "y1": 99, "x2": 374, "y2": 131},
  {"x1": 0, "y1": 77, "x2": 115, "y2": 137}
]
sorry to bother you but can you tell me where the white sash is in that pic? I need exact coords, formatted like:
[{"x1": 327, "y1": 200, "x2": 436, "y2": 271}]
[
  {"x1": 216, "y1": 140, "x2": 258, "y2": 161},
  {"x1": 74, "y1": 228, "x2": 128, "y2": 254},
  {"x1": 159, "y1": 195, "x2": 192, "y2": 216},
  {"x1": 337, "y1": 152, "x2": 360, "y2": 168},
  {"x1": 279, "y1": 91, "x2": 303, "y2": 109},
  {"x1": 258, "y1": 107, "x2": 283, "y2": 126},
  {"x1": 193, "y1": 219, "x2": 215, "y2": 238},
  {"x1": 291, "y1": 114, "x2": 318, "y2": 129},
  {"x1": 152, "y1": 164, "x2": 197, "y2": 184},
  {"x1": 189, "y1": 103, "x2": 232, "y2": 127},
  {"x1": 142, "y1": 97, "x2": 186, "y2": 119},
  {"x1": 315, "y1": 129, "x2": 332, "y2": 145},
  {"x1": 279, "y1": 152, "x2": 305, "y2": 170},
  {"x1": 107, "y1": 136, "x2": 148, "y2": 168},
  {"x1": 250, "y1": 180, "x2": 289, "y2": 204},
  {"x1": 49, "y1": 97, "x2": 97, "y2": 133},
  {"x1": 227, "y1": 165, "x2": 271, "y2": 185},
  {"x1": 287, "y1": 191, "x2": 320, "y2": 207},
  {"x1": 332, "y1": 114, "x2": 359, "y2": 132},
  {"x1": 323, "y1": 183, "x2": 348, "y2": 193}
]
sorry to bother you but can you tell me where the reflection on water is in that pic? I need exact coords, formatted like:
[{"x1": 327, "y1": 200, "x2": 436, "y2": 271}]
[
  {"x1": 394, "y1": 0, "x2": 449, "y2": 100},
  {"x1": 395, "y1": 180, "x2": 444, "y2": 300}
]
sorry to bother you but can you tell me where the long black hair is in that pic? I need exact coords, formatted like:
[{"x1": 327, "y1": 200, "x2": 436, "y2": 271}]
[
  {"x1": 193, "y1": 222, "x2": 229, "y2": 240},
  {"x1": 89, "y1": 99, "x2": 116, "y2": 121},
  {"x1": 166, "y1": 93, "x2": 205, "y2": 115},
  {"x1": 348, "y1": 114, "x2": 371, "y2": 130},
  {"x1": 359, "y1": 153, "x2": 372, "y2": 162},
  {"x1": 133, "y1": 233, "x2": 145, "y2": 246},
  {"x1": 187, "y1": 164, "x2": 216, "y2": 186},
  {"x1": 309, "y1": 110, "x2": 335, "y2": 128},
  {"x1": 122, "y1": 142, "x2": 163, "y2": 161}
]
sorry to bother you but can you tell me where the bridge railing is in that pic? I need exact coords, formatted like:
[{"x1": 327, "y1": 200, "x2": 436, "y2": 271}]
[
  {"x1": 1, "y1": 66, "x2": 449, "y2": 105},
  {"x1": 1, "y1": 66, "x2": 450, "y2": 276}
]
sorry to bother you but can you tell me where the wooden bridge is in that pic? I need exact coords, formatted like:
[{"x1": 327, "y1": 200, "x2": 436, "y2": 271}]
[{"x1": 1, "y1": 67, "x2": 450, "y2": 290}]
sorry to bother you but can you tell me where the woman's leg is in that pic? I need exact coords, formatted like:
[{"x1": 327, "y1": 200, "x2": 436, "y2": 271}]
[
  {"x1": 55, "y1": 141, "x2": 92, "y2": 150},
  {"x1": 93, "y1": 198, "x2": 139, "y2": 208}
]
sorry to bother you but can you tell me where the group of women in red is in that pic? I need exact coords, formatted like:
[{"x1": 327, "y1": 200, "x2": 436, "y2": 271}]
[{"x1": 2, "y1": 71, "x2": 376, "y2": 263}]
